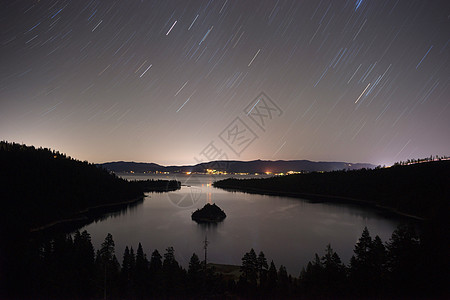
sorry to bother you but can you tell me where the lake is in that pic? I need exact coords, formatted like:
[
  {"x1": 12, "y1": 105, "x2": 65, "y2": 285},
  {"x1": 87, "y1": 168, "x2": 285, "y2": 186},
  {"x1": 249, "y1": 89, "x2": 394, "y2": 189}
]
[{"x1": 81, "y1": 174, "x2": 409, "y2": 275}]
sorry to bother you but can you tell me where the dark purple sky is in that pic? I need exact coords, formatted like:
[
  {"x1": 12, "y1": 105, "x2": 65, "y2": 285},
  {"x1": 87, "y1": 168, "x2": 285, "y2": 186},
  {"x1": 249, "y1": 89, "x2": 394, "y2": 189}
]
[{"x1": 1, "y1": 0, "x2": 449, "y2": 166}]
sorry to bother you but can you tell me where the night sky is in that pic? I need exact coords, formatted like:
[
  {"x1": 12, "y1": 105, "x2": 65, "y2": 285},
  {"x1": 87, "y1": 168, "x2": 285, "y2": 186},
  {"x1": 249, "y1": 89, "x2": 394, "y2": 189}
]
[{"x1": 1, "y1": 0, "x2": 449, "y2": 166}]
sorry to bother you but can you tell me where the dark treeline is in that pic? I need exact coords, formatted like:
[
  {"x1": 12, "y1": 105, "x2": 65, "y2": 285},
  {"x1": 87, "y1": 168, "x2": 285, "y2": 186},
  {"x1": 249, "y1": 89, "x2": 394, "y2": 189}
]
[
  {"x1": 0, "y1": 141, "x2": 179, "y2": 234},
  {"x1": 19, "y1": 231, "x2": 226, "y2": 299},
  {"x1": 213, "y1": 160, "x2": 450, "y2": 219},
  {"x1": 393, "y1": 155, "x2": 449, "y2": 166},
  {"x1": 0, "y1": 141, "x2": 181, "y2": 297},
  {"x1": 9, "y1": 223, "x2": 449, "y2": 299},
  {"x1": 1, "y1": 141, "x2": 140, "y2": 233},
  {"x1": 128, "y1": 179, "x2": 180, "y2": 192}
]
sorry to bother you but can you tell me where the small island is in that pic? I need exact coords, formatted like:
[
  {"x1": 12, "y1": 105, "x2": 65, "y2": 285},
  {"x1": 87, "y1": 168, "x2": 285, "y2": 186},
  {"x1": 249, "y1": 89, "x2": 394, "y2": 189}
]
[{"x1": 191, "y1": 203, "x2": 226, "y2": 223}]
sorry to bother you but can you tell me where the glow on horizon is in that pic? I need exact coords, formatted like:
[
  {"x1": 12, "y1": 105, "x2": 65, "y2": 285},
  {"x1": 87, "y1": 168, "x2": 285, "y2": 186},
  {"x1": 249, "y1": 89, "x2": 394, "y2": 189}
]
[{"x1": 1, "y1": 1, "x2": 448, "y2": 169}]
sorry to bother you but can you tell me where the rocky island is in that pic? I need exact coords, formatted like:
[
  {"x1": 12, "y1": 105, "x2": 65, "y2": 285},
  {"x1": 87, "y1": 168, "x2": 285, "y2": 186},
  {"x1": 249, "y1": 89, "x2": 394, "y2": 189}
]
[{"x1": 191, "y1": 203, "x2": 226, "y2": 223}]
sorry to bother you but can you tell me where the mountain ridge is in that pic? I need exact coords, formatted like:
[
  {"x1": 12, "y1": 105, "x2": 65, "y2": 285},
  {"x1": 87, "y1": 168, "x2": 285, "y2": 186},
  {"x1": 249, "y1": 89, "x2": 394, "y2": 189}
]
[{"x1": 99, "y1": 159, "x2": 376, "y2": 173}]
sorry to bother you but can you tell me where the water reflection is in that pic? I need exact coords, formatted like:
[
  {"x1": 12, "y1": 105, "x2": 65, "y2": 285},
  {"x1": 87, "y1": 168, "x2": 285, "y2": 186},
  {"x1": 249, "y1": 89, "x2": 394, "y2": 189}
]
[{"x1": 81, "y1": 174, "x2": 410, "y2": 275}]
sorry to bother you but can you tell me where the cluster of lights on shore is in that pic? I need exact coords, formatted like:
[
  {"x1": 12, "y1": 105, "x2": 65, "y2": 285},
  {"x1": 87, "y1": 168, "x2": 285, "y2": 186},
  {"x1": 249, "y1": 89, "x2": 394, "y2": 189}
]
[
  {"x1": 135, "y1": 170, "x2": 304, "y2": 176},
  {"x1": 201, "y1": 169, "x2": 303, "y2": 176},
  {"x1": 121, "y1": 156, "x2": 450, "y2": 176},
  {"x1": 196, "y1": 157, "x2": 450, "y2": 175}
]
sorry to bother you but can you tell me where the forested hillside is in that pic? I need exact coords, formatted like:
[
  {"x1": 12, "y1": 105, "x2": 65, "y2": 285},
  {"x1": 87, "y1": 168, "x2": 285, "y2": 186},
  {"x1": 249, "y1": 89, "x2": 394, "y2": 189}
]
[
  {"x1": 0, "y1": 141, "x2": 145, "y2": 233},
  {"x1": 214, "y1": 160, "x2": 450, "y2": 219},
  {"x1": 0, "y1": 141, "x2": 180, "y2": 235}
]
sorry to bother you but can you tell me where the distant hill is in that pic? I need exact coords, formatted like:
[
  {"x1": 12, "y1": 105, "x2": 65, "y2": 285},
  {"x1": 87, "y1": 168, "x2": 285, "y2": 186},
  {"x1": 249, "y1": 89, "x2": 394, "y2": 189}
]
[{"x1": 100, "y1": 159, "x2": 376, "y2": 173}]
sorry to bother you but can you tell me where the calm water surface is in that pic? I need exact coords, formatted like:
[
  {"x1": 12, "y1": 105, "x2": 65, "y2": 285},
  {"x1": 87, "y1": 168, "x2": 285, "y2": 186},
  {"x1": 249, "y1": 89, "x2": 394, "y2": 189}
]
[{"x1": 82, "y1": 174, "x2": 408, "y2": 275}]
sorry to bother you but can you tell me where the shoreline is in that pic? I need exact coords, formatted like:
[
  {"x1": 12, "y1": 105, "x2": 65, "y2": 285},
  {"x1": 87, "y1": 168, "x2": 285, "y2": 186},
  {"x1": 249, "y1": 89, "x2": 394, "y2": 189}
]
[
  {"x1": 29, "y1": 195, "x2": 145, "y2": 233},
  {"x1": 29, "y1": 182, "x2": 181, "y2": 234},
  {"x1": 213, "y1": 185, "x2": 425, "y2": 221}
]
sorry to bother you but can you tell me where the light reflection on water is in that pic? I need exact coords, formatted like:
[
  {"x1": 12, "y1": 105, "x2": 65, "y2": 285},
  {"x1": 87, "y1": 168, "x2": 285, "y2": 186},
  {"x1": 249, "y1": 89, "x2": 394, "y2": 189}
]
[{"x1": 81, "y1": 174, "x2": 409, "y2": 275}]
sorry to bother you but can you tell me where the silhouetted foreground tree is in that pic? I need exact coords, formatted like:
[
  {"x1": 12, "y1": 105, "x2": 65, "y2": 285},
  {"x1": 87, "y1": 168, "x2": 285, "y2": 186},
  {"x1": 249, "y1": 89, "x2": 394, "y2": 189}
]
[
  {"x1": 297, "y1": 225, "x2": 449, "y2": 299},
  {"x1": 5, "y1": 223, "x2": 448, "y2": 299}
]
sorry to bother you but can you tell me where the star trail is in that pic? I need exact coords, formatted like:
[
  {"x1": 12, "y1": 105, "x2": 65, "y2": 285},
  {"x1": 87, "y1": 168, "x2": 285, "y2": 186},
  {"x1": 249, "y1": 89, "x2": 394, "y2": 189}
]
[{"x1": 0, "y1": 0, "x2": 448, "y2": 166}]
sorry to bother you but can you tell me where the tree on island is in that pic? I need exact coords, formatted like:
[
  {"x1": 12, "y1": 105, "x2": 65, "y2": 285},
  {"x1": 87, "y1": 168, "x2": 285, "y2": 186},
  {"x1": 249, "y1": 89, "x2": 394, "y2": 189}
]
[{"x1": 191, "y1": 203, "x2": 226, "y2": 223}]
